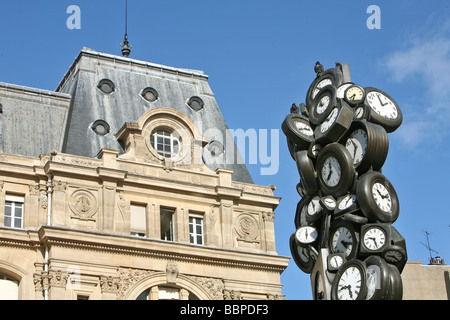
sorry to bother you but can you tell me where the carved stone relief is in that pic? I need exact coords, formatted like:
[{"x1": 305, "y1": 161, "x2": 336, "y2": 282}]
[
  {"x1": 235, "y1": 213, "x2": 259, "y2": 243},
  {"x1": 69, "y1": 189, "x2": 98, "y2": 221}
]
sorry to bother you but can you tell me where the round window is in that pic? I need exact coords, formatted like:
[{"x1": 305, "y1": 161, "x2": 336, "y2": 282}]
[
  {"x1": 142, "y1": 87, "x2": 159, "y2": 102},
  {"x1": 92, "y1": 120, "x2": 110, "y2": 136},
  {"x1": 150, "y1": 129, "x2": 180, "y2": 158},
  {"x1": 187, "y1": 96, "x2": 204, "y2": 111},
  {"x1": 97, "y1": 79, "x2": 115, "y2": 94}
]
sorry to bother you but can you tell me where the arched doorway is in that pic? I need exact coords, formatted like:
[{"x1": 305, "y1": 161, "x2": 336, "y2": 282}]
[{"x1": 0, "y1": 274, "x2": 19, "y2": 300}]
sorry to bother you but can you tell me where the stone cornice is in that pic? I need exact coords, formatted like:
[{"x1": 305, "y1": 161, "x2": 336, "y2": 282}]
[{"x1": 37, "y1": 226, "x2": 290, "y2": 273}]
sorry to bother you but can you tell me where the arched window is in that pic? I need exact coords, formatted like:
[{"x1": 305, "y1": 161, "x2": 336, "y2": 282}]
[
  {"x1": 150, "y1": 129, "x2": 180, "y2": 158},
  {"x1": 0, "y1": 274, "x2": 19, "y2": 300}
]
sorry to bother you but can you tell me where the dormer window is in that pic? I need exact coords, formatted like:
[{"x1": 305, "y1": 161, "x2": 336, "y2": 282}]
[
  {"x1": 150, "y1": 129, "x2": 180, "y2": 158},
  {"x1": 141, "y1": 87, "x2": 158, "y2": 102},
  {"x1": 97, "y1": 79, "x2": 115, "y2": 94}
]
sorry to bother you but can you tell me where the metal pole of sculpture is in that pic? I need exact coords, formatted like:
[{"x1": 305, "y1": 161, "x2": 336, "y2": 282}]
[{"x1": 282, "y1": 62, "x2": 407, "y2": 300}]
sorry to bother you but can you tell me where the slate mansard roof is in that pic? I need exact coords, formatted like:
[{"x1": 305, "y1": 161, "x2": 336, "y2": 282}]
[{"x1": 0, "y1": 47, "x2": 253, "y2": 183}]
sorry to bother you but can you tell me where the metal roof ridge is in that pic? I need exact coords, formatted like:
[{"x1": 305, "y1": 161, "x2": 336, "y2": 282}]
[{"x1": 0, "y1": 81, "x2": 71, "y2": 99}]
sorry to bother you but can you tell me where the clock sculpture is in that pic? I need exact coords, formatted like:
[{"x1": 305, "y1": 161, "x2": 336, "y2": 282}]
[{"x1": 283, "y1": 62, "x2": 407, "y2": 300}]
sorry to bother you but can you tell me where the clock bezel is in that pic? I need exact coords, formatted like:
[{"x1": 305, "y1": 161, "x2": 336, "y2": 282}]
[
  {"x1": 364, "y1": 87, "x2": 403, "y2": 133},
  {"x1": 356, "y1": 171, "x2": 400, "y2": 223},
  {"x1": 316, "y1": 143, "x2": 356, "y2": 198},
  {"x1": 331, "y1": 259, "x2": 368, "y2": 300}
]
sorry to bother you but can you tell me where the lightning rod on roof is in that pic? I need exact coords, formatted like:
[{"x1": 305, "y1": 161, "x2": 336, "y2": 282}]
[{"x1": 120, "y1": 0, "x2": 132, "y2": 57}]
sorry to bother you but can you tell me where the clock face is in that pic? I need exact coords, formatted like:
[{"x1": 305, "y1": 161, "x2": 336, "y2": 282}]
[
  {"x1": 296, "y1": 226, "x2": 318, "y2": 244},
  {"x1": 338, "y1": 194, "x2": 357, "y2": 210},
  {"x1": 354, "y1": 106, "x2": 365, "y2": 119},
  {"x1": 329, "y1": 255, "x2": 344, "y2": 268},
  {"x1": 336, "y1": 265, "x2": 363, "y2": 300},
  {"x1": 307, "y1": 196, "x2": 322, "y2": 216},
  {"x1": 345, "y1": 85, "x2": 365, "y2": 104},
  {"x1": 313, "y1": 78, "x2": 332, "y2": 99},
  {"x1": 384, "y1": 250, "x2": 403, "y2": 263},
  {"x1": 372, "y1": 182, "x2": 392, "y2": 212},
  {"x1": 316, "y1": 94, "x2": 331, "y2": 114},
  {"x1": 337, "y1": 83, "x2": 353, "y2": 99},
  {"x1": 323, "y1": 197, "x2": 336, "y2": 209},
  {"x1": 345, "y1": 128, "x2": 368, "y2": 166},
  {"x1": 363, "y1": 227, "x2": 386, "y2": 251},
  {"x1": 366, "y1": 265, "x2": 379, "y2": 300},
  {"x1": 294, "y1": 119, "x2": 314, "y2": 137},
  {"x1": 321, "y1": 156, "x2": 341, "y2": 187},
  {"x1": 366, "y1": 91, "x2": 398, "y2": 119},
  {"x1": 320, "y1": 107, "x2": 339, "y2": 133},
  {"x1": 331, "y1": 226, "x2": 353, "y2": 257}
]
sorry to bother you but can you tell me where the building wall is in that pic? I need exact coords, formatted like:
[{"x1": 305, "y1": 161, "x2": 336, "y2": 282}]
[
  {"x1": 0, "y1": 108, "x2": 289, "y2": 300},
  {"x1": 402, "y1": 261, "x2": 450, "y2": 300}
]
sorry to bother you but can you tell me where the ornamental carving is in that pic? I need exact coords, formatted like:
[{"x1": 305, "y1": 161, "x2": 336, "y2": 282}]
[
  {"x1": 116, "y1": 267, "x2": 156, "y2": 300},
  {"x1": 69, "y1": 189, "x2": 98, "y2": 221},
  {"x1": 223, "y1": 289, "x2": 242, "y2": 300},
  {"x1": 188, "y1": 276, "x2": 224, "y2": 300},
  {"x1": 235, "y1": 213, "x2": 259, "y2": 243}
]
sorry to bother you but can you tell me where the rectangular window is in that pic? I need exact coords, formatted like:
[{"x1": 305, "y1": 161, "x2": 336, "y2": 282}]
[
  {"x1": 189, "y1": 214, "x2": 204, "y2": 245},
  {"x1": 160, "y1": 207, "x2": 175, "y2": 241},
  {"x1": 130, "y1": 204, "x2": 146, "y2": 237},
  {"x1": 4, "y1": 195, "x2": 24, "y2": 229}
]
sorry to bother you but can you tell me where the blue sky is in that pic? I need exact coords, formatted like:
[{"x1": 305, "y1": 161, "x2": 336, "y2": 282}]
[{"x1": 1, "y1": 0, "x2": 449, "y2": 300}]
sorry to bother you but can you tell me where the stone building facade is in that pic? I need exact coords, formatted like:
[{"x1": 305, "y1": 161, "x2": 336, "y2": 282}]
[{"x1": 0, "y1": 48, "x2": 289, "y2": 300}]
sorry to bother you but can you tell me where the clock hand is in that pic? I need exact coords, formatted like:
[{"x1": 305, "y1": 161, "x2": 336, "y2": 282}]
[
  {"x1": 377, "y1": 93, "x2": 387, "y2": 106},
  {"x1": 327, "y1": 161, "x2": 333, "y2": 181},
  {"x1": 349, "y1": 94, "x2": 356, "y2": 101},
  {"x1": 341, "y1": 240, "x2": 352, "y2": 248},
  {"x1": 350, "y1": 140, "x2": 357, "y2": 159},
  {"x1": 369, "y1": 237, "x2": 378, "y2": 248}
]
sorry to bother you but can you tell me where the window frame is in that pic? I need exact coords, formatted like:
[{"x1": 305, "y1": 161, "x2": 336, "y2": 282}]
[
  {"x1": 4, "y1": 195, "x2": 24, "y2": 229},
  {"x1": 189, "y1": 213, "x2": 204, "y2": 246},
  {"x1": 150, "y1": 129, "x2": 180, "y2": 159}
]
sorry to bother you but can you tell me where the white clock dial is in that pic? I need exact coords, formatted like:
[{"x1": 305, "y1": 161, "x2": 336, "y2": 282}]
[
  {"x1": 337, "y1": 83, "x2": 353, "y2": 99},
  {"x1": 321, "y1": 156, "x2": 341, "y2": 187},
  {"x1": 330, "y1": 255, "x2": 343, "y2": 268},
  {"x1": 313, "y1": 78, "x2": 332, "y2": 99},
  {"x1": 307, "y1": 196, "x2": 322, "y2": 216},
  {"x1": 366, "y1": 91, "x2": 398, "y2": 119},
  {"x1": 338, "y1": 194, "x2": 357, "y2": 210},
  {"x1": 295, "y1": 120, "x2": 314, "y2": 136},
  {"x1": 372, "y1": 183, "x2": 392, "y2": 212},
  {"x1": 363, "y1": 227, "x2": 386, "y2": 251},
  {"x1": 320, "y1": 107, "x2": 338, "y2": 133},
  {"x1": 296, "y1": 226, "x2": 318, "y2": 244},
  {"x1": 366, "y1": 266, "x2": 378, "y2": 300},
  {"x1": 337, "y1": 266, "x2": 362, "y2": 300},
  {"x1": 324, "y1": 197, "x2": 336, "y2": 209},
  {"x1": 316, "y1": 95, "x2": 330, "y2": 114},
  {"x1": 332, "y1": 227, "x2": 353, "y2": 257},
  {"x1": 354, "y1": 106, "x2": 364, "y2": 119},
  {"x1": 345, "y1": 129, "x2": 368, "y2": 166}
]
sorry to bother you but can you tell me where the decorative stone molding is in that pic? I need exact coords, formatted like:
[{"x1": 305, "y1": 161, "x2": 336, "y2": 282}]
[
  {"x1": 53, "y1": 180, "x2": 67, "y2": 192},
  {"x1": 100, "y1": 276, "x2": 120, "y2": 294},
  {"x1": 188, "y1": 276, "x2": 224, "y2": 300},
  {"x1": 69, "y1": 189, "x2": 98, "y2": 221},
  {"x1": 49, "y1": 270, "x2": 68, "y2": 288},
  {"x1": 166, "y1": 262, "x2": 179, "y2": 284},
  {"x1": 262, "y1": 211, "x2": 275, "y2": 222},
  {"x1": 223, "y1": 289, "x2": 242, "y2": 300},
  {"x1": 116, "y1": 267, "x2": 156, "y2": 300},
  {"x1": 235, "y1": 213, "x2": 259, "y2": 243}
]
